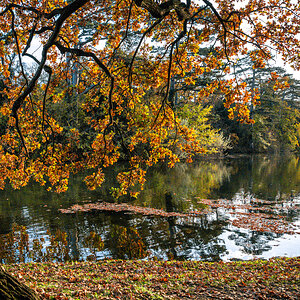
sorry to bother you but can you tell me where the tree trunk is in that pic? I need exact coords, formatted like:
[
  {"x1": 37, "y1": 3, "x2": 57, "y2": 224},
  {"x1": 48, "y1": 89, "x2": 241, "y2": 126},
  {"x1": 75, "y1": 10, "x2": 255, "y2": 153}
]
[{"x1": 0, "y1": 266, "x2": 40, "y2": 300}]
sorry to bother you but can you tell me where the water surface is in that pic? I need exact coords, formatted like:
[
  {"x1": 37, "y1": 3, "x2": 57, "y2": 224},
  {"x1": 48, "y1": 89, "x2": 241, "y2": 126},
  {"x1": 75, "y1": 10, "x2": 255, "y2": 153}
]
[{"x1": 0, "y1": 155, "x2": 299, "y2": 263}]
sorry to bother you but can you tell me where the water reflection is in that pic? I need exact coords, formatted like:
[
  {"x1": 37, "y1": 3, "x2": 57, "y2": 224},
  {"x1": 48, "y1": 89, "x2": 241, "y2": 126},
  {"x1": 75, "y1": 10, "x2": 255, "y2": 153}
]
[
  {"x1": 212, "y1": 155, "x2": 300, "y2": 200},
  {"x1": 135, "y1": 160, "x2": 232, "y2": 210},
  {"x1": 0, "y1": 224, "x2": 149, "y2": 263},
  {"x1": 227, "y1": 230, "x2": 273, "y2": 256},
  {"x1": 84, "y1": 231, "x2": 104, "y2": 261},
  {"x1": 0, "y1": 225, "x2": 71, "y2": 263},
  {"x1": 0, "y1": 155, "x2": 299, "y2": 262},
  {"x1": 107, "y1": 225, "x2": 148, "y2": 259}
]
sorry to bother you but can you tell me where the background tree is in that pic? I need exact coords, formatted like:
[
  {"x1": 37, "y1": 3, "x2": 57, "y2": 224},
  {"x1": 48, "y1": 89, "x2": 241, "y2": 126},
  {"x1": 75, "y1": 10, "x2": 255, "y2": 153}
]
[{"x1": 0, "y1": 0, "x2": 299, "y2": 195}]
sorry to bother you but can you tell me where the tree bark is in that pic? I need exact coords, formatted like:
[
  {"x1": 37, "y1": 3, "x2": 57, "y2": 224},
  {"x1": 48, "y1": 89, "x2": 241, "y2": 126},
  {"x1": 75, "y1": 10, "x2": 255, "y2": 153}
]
[
  {"x1": 0, "y1": 266, "x2": 40, "y2": 300},
  {"x1": 134, "y1": 0, "x2": 190, "y2": 20}
]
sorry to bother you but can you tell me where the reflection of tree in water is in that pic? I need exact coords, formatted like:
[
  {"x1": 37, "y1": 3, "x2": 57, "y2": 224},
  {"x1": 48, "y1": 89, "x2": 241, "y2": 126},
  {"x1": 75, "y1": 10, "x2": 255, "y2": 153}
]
[
  {"x1": 174, "y1": 216, "x2": 228, "y2": 261},
  {"x1": 203, "y1": 192, "x2": 299, "y2": 257},
  {"x1": 0, "y1": 225, "x2": 103, "y2": 263},
  {"x1": 162, "y1": 192, "x2": 227, "y2": 261},
  {"x1": 105, "y1": 225, "x2": 148, "y2": 259},
  {"x1": 0, "y1": 224, "x2": 29, "y2": 263},
  {"x1": 215, "y1": 155, "x2": 300, "y2": 200},
  {"x1": 0, "y1": 210, "x2": 292, "y2": 262},
  {"x1": 165, "y1": 192, "x2": 178, "y2": 260},
  {"x1": 0, "y1": 213, "x2": 12, "y2": 235},
  {"x1": 0, "y1": 225, "x2": 70, "y2": 263},
  {"x1": 83, "y1": 231, "x2": 104, "y2": 261},
  {"x1": 132, "y1": 202, "x2": 228, "y2": 260},
  {"x1": 135, "y1": 160, "x2": 232, "y2": 210},
  {"x1": 228, "y1": 230, "x2": 274, "y2": 255},
  {"x1": 0, "y1": 215, "x2": 229, "y2": 262}
]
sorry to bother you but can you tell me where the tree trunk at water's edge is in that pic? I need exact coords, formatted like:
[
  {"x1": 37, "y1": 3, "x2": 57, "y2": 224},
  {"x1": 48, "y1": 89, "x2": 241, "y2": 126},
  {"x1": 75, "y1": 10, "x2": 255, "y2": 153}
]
[{"x1": 0, "y1": 265, "x2": 39, "y2": 299}]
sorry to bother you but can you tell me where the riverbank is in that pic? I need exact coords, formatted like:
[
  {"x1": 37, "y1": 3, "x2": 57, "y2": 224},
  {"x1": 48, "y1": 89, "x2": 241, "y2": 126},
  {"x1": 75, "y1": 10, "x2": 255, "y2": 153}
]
[{"x1": 4, "y1": 257, "x2": 300, "y2": 299}]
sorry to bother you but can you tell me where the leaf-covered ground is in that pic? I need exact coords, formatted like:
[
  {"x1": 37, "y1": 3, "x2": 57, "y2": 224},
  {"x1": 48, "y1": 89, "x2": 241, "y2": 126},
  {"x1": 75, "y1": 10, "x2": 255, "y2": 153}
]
[{"x1": 5, "y1": 257, "x2": 300, "y2": 299}]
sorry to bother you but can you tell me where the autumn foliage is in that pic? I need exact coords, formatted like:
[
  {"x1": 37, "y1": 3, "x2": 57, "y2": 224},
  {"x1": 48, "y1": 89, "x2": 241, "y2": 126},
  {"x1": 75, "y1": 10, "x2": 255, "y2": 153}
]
[{"x1": 0, "y1": 0, "x2": 299, "y2": 195}]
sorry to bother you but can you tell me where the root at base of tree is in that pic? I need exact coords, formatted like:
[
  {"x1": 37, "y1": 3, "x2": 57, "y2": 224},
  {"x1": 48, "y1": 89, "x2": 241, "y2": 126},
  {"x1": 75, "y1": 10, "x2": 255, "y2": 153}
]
[{"x1": 0, "y1": 266, "x2": 39, "y2": 300}]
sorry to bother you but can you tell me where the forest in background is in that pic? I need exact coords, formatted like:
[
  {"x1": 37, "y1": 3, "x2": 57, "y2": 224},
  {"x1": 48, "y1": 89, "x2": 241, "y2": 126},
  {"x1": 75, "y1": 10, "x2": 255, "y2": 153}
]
[{"x1": 2, "y1": 53, "x2": 299, "y2": 158}]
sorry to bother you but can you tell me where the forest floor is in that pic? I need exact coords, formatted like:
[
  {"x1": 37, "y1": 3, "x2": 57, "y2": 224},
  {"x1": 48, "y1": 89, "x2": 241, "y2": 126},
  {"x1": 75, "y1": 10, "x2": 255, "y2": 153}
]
[{"x1": 5, "y1": 257, "x2": 300, "y2": 299}]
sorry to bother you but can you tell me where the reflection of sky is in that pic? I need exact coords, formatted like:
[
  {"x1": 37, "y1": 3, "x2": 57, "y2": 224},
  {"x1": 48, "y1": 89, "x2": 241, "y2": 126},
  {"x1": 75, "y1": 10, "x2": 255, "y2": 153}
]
[
  {"x1": 260, "y1": 234, "x2": 300, "y2": 259},
  {"x1": 201, "y1": 187, "x2": 300, "y2": 261},
  {"x1": 220, "y1": 230, "x2": 255, "y2": 261},
  {"x1": 219, "y1": 230, "x2": 300, "y2": 261}
]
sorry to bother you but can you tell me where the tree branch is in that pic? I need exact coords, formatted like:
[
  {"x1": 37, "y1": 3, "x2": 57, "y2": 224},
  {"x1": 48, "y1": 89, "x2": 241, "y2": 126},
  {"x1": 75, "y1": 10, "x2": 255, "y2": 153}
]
[{"x1": 11, "y1": 0, "x2": 90, "y2": 146}]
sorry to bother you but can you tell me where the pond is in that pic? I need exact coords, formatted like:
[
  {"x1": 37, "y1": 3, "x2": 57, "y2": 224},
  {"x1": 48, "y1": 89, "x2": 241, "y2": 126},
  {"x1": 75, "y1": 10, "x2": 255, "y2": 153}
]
[{"x1": 0, "y1": 154, "x2": 299, "y2": 263}]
